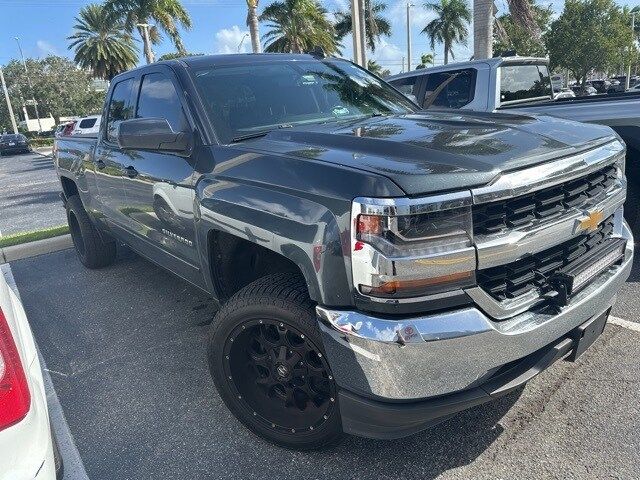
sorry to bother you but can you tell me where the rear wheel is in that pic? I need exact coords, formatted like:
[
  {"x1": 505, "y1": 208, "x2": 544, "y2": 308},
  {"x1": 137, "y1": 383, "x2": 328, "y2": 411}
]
[
  {"x1": 66, "y1": 195, "x2": 116, "y2": 269},
  {"x1": 208, "y1": 273, "x2": 342, "y2": 450}
]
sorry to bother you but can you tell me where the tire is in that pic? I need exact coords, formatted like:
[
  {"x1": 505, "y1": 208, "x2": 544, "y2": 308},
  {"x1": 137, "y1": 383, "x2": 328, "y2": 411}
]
[
  {"x1": 66, "y1": 195, "x2": 116, "y2": 269},
  {"x1": 208, "y1": 273, "x2": 343, "y2": 450}
]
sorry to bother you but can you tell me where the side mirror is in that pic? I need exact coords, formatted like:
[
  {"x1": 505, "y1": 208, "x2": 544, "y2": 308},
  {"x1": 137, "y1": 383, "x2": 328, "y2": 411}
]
[{"x1": 117, "y1": 118, "x2": 191, "y2": 153}]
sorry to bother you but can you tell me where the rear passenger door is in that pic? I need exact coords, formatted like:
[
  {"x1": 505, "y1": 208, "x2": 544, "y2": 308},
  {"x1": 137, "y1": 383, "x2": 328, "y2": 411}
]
[{"x1": 118, "y1": 66, "x2": 201, "y2": 275}]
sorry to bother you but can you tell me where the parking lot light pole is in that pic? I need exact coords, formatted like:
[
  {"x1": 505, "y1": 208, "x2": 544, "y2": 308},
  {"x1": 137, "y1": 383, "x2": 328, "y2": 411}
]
[
  {"x1": 0, "y1": 66, "x2": 19, "y2": 134},
  {"x1": 14, "y1": 37, "x2": 42, "y2": 133},
  {"x1": 351, "y1": 0, "x2": 366, "y2": 67},
  {"x1": 406, "y1": 3, "x2": 414, "y2": 71},
  {"x1": 626, "y1": 12, "x2": 636, "y2": 91}
]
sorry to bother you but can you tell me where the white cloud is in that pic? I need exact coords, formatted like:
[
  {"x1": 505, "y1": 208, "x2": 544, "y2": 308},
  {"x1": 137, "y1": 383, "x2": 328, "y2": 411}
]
[
  {"x1": 388, "y1": 2, "x2": 437, "y2": 30},
  {"x1": 214, "y1": 25, "x2": 251, "y2": 54},
  {"x1": 36, "y1": 40, "x2": 58, "y2": 57}
]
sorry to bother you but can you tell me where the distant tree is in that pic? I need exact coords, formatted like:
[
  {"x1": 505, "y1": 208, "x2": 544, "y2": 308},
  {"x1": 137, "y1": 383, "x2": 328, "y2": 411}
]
[
  {"x1": 260, "y1": 0, "x2": 338, "y2": 54},
  {"x1": 422, "y1": 0, "x2": 472, "y2": 65},
  {"x1": 0, "y1": 56, "x2": 105, "y2": 129},
  {"x1": 367, "y1": 59, "x2": 383, "y2": 75},
  {"x1": 494, "y1": 1, "x2": 552, "y2": 57},
  {"x1": 68, "y1": 4, "x2": 138, "y2": 80},
  {"x1": 334, "y1": 0, "x2": 392, "y2": 52},
  {"x1": 416, "y1": 53, "x2": 434, "y2": 68},
  {"x1": 157, "y1": 52, "x2": 204, "y2": 61},
  {"x1": 545, "y1": 0, "x2": 634, "y2": 86},
  {"x1": 105, "y1": 0, "x2": 192, "y2": 64}
]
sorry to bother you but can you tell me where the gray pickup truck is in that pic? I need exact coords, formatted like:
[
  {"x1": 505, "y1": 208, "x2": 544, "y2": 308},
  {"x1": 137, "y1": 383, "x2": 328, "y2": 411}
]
[
  {"x1": 54, "y1": 53, "x2": 633, "y2": 450},
  {"x1": 388, "y1": 57, "x2": 640, "y2": 229}
]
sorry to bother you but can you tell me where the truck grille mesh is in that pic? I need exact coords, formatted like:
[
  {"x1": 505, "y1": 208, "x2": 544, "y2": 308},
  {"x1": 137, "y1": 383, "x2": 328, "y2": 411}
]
[
  {"x1": 473, "y1": 165, "x2": 617, "y2": 236},
  {"x1": 477, "y1": 215, "x2": 614, "y2": 301}
]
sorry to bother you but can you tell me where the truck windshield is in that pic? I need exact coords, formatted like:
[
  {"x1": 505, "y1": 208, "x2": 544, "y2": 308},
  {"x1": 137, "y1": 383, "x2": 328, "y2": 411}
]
[
  {"x1": 499, "y1": 64, "x2": 552, "y2": 104},
  {"x1": 191, "y1": 59, "x2": 416, "y2": 144}
]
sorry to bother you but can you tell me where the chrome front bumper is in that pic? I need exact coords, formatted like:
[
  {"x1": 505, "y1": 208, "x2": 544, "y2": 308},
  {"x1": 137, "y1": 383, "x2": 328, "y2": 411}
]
[{"x1": 318, "y1": 222, "x2": 633, "y2": 401}]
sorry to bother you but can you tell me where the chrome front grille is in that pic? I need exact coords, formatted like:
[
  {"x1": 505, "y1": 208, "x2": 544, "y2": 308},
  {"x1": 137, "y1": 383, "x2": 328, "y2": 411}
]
[
  {"x1": 477, "y1": 215, "x2": 615, "y2": 302},
  {"x1": 473, "y1": 164, "x2": 617, "y2": 236}
]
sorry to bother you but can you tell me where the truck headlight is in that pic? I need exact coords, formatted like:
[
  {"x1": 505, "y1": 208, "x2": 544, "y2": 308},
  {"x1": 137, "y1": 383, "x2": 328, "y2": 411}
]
[{"x1": 351, "y1": 193, "x2": 476, "y2": 300}]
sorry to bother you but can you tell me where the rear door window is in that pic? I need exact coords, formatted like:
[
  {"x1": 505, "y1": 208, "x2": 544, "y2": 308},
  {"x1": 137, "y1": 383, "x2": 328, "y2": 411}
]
[
  {"x1": 422, "y1": 69, "x2": 476, "y2": 109},
  {"x1": 500, "y1": 65, "x2": 552, "y2": 103},
  {"x1": 79, "y1": 118, "x2": 97, "y2": 129},
  {"x1": 135, "y1": 73, "x2": 187, "y2": 132},
  {"x1": 106, "y1": 78, "x2": 135, "y2": 143}
]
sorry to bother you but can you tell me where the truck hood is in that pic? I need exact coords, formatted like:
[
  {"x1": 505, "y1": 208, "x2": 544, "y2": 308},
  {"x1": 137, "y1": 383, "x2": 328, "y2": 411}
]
[{"x1": 248, "y1": 111, "x2": 617, "y2": 195}]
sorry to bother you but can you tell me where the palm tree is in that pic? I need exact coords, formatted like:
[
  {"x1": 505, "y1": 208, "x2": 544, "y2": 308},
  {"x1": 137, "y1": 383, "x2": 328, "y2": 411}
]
[
  {"x1": 260, "y1": 0, "x2": 338, "y2": 54},
  {"x1": 105, "y1": 0, "x2": 191, "y2": 64},
  {"x1": 422, "y1": 0, "x2": 472, "y2": 65},
  {"x1": 68, "y1": 4, "x2": 138, "y2": 80},
  {"x1": 416, "y1": 53, "x2": 434, "y2": 68},
  {"x1": 334, "y1": 0, "x2": 391, "y2": 53},
  {"x1": 246, "y1": 0, "x2": 262, "y2": 53}
]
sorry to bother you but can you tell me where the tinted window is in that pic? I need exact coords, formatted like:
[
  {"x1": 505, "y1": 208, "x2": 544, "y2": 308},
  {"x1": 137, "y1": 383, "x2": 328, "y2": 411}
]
[
  {"x1": 500, "y1": 65, "x2": 552, "y2": 103},
  {"x1": 136, "y1": 73, "x2": 186, "y2": 132},
  {"x1": 192, "y1": 60, "x2": 416, "y2": 144},
  {"x1": 78, "y1": 118, "x2": 97, "y2": 129},
  {"x1": 106, "y1": 79, "x2": 135, "y2": 143},
  {"x1": 422, "y1": 69, "x2": 476, "y2": 109},
  {"x1": 390, "y1": 76, "x2": 420, "y2": 98}
]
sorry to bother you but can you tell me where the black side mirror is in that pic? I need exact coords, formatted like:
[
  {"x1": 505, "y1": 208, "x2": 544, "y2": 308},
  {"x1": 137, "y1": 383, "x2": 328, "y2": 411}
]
[{"x1": 117, "y1": 118, "x2": 191, "y2": 153}]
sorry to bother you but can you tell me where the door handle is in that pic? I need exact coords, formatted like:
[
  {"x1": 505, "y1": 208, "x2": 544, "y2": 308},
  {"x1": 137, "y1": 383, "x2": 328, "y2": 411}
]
[
  {"x1": 124, "y1": 166, "x2": 139, "y2": 178},
  {"x1": 96, "y1": 159, "x2": 106, "y2": 169}
]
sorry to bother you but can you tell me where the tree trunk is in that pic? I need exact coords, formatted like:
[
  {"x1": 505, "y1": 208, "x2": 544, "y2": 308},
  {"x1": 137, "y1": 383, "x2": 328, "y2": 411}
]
[
  {"x1": 139, "y1": 26, "x2": 155, "y2": 64},
  {"x1": 444, "y1": 41, "x2": 449, "y2": 65},
  {"x1": 474, "y1": 0, "x2": 493, "y2": 60},
  {"x1": 247, "y1": 3, "x2": 261, "y2": 53}
]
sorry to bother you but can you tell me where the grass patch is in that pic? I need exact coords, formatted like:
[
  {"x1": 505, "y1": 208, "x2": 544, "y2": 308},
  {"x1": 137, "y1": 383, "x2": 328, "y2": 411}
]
[{"x1": 0, "y1": 225, "x2": 69, "y2": 248}]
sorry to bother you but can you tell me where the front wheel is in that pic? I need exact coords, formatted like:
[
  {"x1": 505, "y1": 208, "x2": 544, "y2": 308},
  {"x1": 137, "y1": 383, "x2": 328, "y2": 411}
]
[{"x1": 208, "y1": 273, "x2": 342, "y2": 450}]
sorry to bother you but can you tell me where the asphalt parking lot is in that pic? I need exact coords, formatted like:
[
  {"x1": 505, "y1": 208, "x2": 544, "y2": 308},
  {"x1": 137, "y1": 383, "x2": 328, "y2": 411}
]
[
  {"x1": 7, "y1": 246, "x2": 640, "y2": 480},
  {"x1": 0, "y1": 151, "x2": 66, "y2": 235}
]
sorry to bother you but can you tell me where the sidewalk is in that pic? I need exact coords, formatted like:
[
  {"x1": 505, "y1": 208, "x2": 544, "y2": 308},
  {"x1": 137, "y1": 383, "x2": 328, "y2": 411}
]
[{"x1": 34, "y1": 146, "x2": 53, "y2": 157}]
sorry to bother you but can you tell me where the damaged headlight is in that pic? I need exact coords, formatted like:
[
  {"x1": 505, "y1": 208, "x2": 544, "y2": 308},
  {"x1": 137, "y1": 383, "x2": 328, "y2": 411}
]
[{"x1": 351, "y1": 193, "x2": 476, "y2": 299}]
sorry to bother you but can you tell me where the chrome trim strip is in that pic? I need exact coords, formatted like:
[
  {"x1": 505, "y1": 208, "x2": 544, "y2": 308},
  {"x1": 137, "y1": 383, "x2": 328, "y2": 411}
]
[
  {"x1": 471, "y1": 140, "x2": 625, "y2": 205},
  {"x1": 475, "y1": 183, "x2": 626, "y2": 269},
  {"x1": 465, "y1": 286, "x2": 545, "y2": 320},
  {"x1": 353, "y1": 191, "x2": 472, "y2": 216}
]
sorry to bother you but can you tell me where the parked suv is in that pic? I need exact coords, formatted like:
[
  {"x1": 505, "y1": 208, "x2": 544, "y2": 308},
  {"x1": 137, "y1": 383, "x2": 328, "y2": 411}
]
[{"x1": 54, "y1": 54, "x2": 633, "y2": 449}]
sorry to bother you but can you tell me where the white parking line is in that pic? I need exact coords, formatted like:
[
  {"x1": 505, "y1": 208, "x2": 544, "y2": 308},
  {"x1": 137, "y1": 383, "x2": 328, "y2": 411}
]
[
  {"x1": 609, "y1": 315, "x2": 640, "y2": 333},
  {"x1": 1, "y1": 262, "x2": 89, "y2": 480}
]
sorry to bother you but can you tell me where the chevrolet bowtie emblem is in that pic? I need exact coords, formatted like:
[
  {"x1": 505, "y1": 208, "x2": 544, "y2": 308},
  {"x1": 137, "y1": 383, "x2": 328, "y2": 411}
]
[{"x1": 577, "y1": 210, "x2": 604, "y2": 233}]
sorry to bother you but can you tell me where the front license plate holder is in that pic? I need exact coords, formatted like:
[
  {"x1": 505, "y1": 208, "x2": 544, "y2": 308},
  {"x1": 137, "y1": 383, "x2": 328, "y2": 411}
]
[{"x1": 566, "y1": 309, "x2": 609, "y2": 362}]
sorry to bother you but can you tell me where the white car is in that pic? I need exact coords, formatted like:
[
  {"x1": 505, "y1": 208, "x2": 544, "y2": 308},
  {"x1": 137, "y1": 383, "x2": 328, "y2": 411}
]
[
  {"x1": 72, "y1": 115, "x2": 101, "y2": 136},
  {"x1": 0, "y1": 268, "x2": 60, "y2": 479}
]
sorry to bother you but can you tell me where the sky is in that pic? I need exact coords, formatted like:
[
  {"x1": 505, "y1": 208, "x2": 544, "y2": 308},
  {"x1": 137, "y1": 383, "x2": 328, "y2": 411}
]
[{"x1": 0, "y1": 0, "x2": 638, "y2": 75}]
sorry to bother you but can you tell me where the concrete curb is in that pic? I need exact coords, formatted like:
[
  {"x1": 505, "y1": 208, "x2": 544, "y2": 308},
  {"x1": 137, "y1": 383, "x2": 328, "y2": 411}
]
[
  {"x1": 33, "y1": 147, "x2": 53, "y2": 157},
  {"x1": 1, "y1": 234, "x2": 72, "y2": 264}
]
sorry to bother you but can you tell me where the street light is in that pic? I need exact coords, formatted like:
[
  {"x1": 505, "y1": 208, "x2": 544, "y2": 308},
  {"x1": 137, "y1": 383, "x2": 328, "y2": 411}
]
[
  {"x1": 237, "y1": 33, "x2": 249, "y2": 53},
  {"x1": 406, "y1": 3, "x2": 414, "y2": 71},
  {"x1": 14, "y1": 36, "x2": 42, "y2": 133},
  {"x1": 626, "y1": 12, "x2": 636, "y2": 90}
]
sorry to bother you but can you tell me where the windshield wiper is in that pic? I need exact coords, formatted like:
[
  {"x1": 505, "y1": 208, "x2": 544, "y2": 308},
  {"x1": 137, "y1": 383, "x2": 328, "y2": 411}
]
[
  {"x1": 231, "y1": 130, "x2": 273, "y2": 143},
  {"x1": 231, "y1": 124, "x2": 293, "y2": 143}
]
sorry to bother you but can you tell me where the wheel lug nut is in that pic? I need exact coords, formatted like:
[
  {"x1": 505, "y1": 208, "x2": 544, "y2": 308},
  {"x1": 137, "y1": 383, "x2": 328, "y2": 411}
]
[
  {"x1": 318, "y1": 353, "x2": 322, "y2": 357},
  {"x1": 259, "y1": 320, "x2": 263, "y2": 324},
  {"x1": 280, "y1": 323, "x2": 284, "y2": 327},
  {"x1": 330, "y1": 397, "x2": 334, "y2": 402},
  {"x1": 309, "y1": 426, "x2": 314, "y2": 430},
  {"x1": 228, "y1": 376, "x2": 232, "y2": 379},
  {"x1": 291, "y1": 428, "x2": 295, "y2": 433},
  {"x1": 323, "y1": 415, "x2": 328, "y2": 420},
  {"x1": 300, "y1": 334, "x2": 305, "y2": 339},
  {"x1": 272, "y1": 423, "x2": 276, "y2": 428},
  {"x1": 328, "y1": 376, "x2": 333, "y2": 380},
  {"x1": 253, "y1": 412, "x2": 257, "y2": 416}
]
